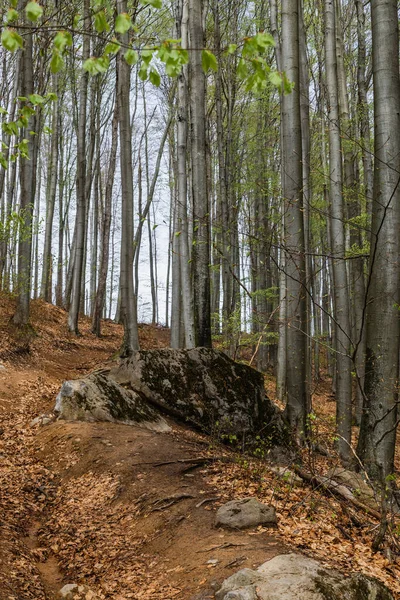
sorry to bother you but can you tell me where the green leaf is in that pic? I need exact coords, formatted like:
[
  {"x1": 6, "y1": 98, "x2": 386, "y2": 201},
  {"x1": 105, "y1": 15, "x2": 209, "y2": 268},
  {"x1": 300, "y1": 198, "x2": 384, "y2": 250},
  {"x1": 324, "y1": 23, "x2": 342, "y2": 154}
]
[
  {"x1": 18, "y1": 138, "x2": 29, "y2": 158},
  {"x1": 83, "y1": 56, "x2": 110, "y2": 75},
  {"x1": 140, "y1": 0, "x2": 162, "y2": 7},
  {"x1": 0, "y1": 152, "x2": 8, "y2": 170},
  {"x1": 237, "y1": 58, "x2": 248, "y2": 79},
  {"x1": 138, "y1": 63, "x2": 148, "y2": 81},
  {"x1": 0, "y1": 107, "x2": 8, "y2": 115},
  {"x1": 253, "y1": 31, "x2": 275, "y2": 50},
  {"x1": 283, "y1": 72, "x2": 294, "y2": 95},
  {"x1": 149, "y1": 68, "x2": 160, "y2": 87},
  {"x1": 201, "y1": 49, "x2": 218, "y2": 73},
  {"x1": 28, "y1": 93, "x2": 45, "y2": 105},
  {"x1": 10, "y1": 0, "x2": 18, "y2": 7},
  {"x1": 53, "y1": 31, "x2": 72, "y2": 52},
  {"x1": 104, "y1": 40, "x2": 121, "y2": 55},
  {"x1": 50, "y1": 50, "x2": 64, "y2": 73},
  {"x1": 269, "y1": 71, "x2": 282, "y2": 88},
  {"x1": 3, "y1": 121, "x2": 19, "y2": 136},
  {"x1": 115, "y1": 12, "x2": 131, "y2": 34},
  {"x1": 226, "y1": 43, "x2": 237, "y2": 55},
  {"x1": 6, "y1": 9, "x2": 19, "y2": 23},
  {"x1": 1, "y1": 28, "x2": 23, "y2": 52},
  {"x1": 141, "y1": 48, "x2": 154, "y2": 65},
  {"x1": 94, "y1": 10, "x2": 109, "y2": 33},
  {"x1": 46, "y1": 92, "x2": 58, "y2": 102},
  {"x1": 25, "y1": 1, "x2": 43, "y2": 22},
  {"x1": 124, "y1": 49, "x2": 138, "y2": 65}
]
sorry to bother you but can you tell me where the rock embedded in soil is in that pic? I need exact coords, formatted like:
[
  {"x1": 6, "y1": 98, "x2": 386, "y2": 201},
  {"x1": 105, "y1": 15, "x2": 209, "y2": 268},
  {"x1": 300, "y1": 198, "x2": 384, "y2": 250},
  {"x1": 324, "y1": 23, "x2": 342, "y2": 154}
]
[
  {"x1": 216, "y1": 553, "x2": 394, "y2": 600},
  {"x1": 215, "y1": 498, "x2": 277, "y2": 530},
  {"x1": 109, "y1": 347, "x2": 286, "y2": 444},
  {"x1": 54, "y1": 372, "x2": 171, "y2": 432},
  {"x1": 58, "y1": 584, "x2": 98, "y2": 599}
]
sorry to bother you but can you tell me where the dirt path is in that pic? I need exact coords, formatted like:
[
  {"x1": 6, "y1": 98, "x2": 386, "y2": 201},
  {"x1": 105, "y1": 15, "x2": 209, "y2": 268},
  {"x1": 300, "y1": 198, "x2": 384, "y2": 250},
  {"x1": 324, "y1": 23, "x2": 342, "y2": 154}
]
[{"x1": 0, "y1": 302, "x2": 284, "y2": 600}]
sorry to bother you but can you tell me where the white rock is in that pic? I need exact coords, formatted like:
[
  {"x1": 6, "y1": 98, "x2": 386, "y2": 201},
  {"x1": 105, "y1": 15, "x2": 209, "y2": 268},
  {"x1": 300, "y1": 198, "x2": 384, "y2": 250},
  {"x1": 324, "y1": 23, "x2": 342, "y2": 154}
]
[
  {"x1": 216, "y1": 553, "x2": 394, "y2": 600},
  {"x1": 59, "y1": 584, "x2": 78, "y2": 598}
]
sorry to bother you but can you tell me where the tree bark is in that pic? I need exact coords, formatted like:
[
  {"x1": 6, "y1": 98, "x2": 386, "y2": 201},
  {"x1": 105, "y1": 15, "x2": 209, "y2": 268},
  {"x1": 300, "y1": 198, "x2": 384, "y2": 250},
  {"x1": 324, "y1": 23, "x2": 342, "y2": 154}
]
[{"x1": 357, "y1": 0, "x2": 400, "y2": 482}]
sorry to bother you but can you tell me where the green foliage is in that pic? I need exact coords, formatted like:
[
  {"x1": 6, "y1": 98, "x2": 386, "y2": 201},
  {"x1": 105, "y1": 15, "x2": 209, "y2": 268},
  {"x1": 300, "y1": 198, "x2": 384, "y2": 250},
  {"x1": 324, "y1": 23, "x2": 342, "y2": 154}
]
[
  {"x1": 104, "y1": 40, "x2": 121, "y2": 55},
  {"x1": 235, "y1": 31, "x2": 293, "y2": 95},
  {"x1": 115, "y1": 12, "x2": 132, "y2": 34},
  {"x1": 83, "y1": 56, "x2": 109, "y2": 75},
  {"x1": 25, "y1": 1, "x2": 43, "y2": 22},
  {"x1": 124, "y1": 48, "x2": 139, "y2": 66},
  {"x1": 1, "y1": 28, "x2": 23, "y2": 52},
  {"x1": 251, "y1": 286, "x2": 279, "y2": 303},
  {"x1": 6, "y1": 9, "x2": 19, "y2": 23},
  {"x1": 158, "y1": 41, "x2": 189, "y2": 77},
  {"x1": 345, "y1": 241, "x2": 370, "y2": 258},
  {"x1": 202, "y1": 49, "x2": 218, "y2": 73},
  {"x1": 94, "y1": 10, "x2": 109, "y2": 33},
  {"x1": 51, "y1": 32, "x2": 72, "y2": 74},
  {"x1": 140, "y1": 0, "x2": 162, "y2": 7}
]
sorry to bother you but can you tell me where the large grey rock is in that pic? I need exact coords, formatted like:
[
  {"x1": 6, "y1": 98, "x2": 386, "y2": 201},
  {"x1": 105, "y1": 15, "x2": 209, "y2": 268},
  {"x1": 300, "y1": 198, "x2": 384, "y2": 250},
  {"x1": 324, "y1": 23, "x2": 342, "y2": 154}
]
[
  {"x1": 215, "y1": 498, "x2": 277, "y2": 530},
  {"x1": 54, "y1": 372, "x2": 170, "y2": 432},
  {"x1": 216, "y1": 553, "x2": 393, "y2": 600},
  {"x1": 109, "y1": 348, "x2": 285, "y2": 443}
]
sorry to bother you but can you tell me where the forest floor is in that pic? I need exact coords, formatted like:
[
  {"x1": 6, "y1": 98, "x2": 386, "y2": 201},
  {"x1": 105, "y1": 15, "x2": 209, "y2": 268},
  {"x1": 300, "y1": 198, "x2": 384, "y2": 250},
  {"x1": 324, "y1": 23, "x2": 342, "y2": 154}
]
[{"x1": 0, "y1": 293, "x2": 400, "y2": 599}]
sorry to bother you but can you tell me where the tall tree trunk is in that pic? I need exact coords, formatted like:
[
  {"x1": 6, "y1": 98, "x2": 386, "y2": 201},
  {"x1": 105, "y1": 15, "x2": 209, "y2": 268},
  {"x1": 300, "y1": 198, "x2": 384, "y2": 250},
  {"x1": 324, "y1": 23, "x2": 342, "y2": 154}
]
[
  {"x1": 357, "y1": 0, "x2": 400, "y2": 482},
  {"x1": 176, "y1": 0, "x2": 195, "y2": 347},
  {"x1": 325, "y1": 0, "x2": 353, "y2": 463},
  {"x1": 281, "y1": 0, "x2": 308, "y2": 438},
  {"x1": 40, "y1": 74, "x2": 59, "y2": 302},
  {"x1": 13, "y1": 21, "x2": 35, "y2": 326},
  {"x1": 188, "y1": 0, "x2": 211, "y2": 347},
  {"x1": 117, "y1": 0, "x2": 139, "y2": 355},
  {"x1": 92, "y1": 91, "x2": 118, "y2": 336},
  {"x1": 68, "y1": 0, "x2": 90, "y2": 333}
]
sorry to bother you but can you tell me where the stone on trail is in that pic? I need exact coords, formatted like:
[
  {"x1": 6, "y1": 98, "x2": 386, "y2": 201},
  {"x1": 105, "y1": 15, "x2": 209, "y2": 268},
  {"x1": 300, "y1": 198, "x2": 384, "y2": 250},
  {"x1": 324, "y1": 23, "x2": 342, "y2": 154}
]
[
  {"x1": 58, "y1": 584, "x2": 98, "y2": 599},
  {"x1": 0, "y1": 363, "x2": 6, "y2": 371},
  {"x1": 215, "y1": 498, "x2": 277, "y2": 530},
  {"x1": 55, "y1": 372, "x2": 171, "y2": 432},
  {"x1": 216, "y1": 553, "x2": 394, "y2": 600}
]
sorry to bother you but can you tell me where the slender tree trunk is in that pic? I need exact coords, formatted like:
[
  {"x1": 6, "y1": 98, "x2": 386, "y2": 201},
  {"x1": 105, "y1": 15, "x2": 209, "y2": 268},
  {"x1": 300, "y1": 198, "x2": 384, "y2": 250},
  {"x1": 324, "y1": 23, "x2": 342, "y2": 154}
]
[
  {"x1": 13, "y1": 23, "x2": 35, "y2": 326},
  {"x1": 188, "y1": 0, "x2": 212, "y2": 347},
  {"x1": 92, "y1": 92, "x2": 118, "y2": 336},
  {"x1": 68, "y1": 0, "x2": 90, "y2": 333},
  {"x1": 117, "y1": 0, "x2": 139, "y2": 355},
  {"x1": 40, "y1": 74, "x2": 59, "y2": 302},
  {"x1": 357, "y1": 0, "x2": 400, "y2": 482},
  {"x1": 281, "y1": 0, "x2": 308, "y2": 438},
  {"x1": 176, "y1": 0, "x2": 195, "y2": 347},
  {"x1": 325, "y1": 0, "x2": 353, "y2": 463}
]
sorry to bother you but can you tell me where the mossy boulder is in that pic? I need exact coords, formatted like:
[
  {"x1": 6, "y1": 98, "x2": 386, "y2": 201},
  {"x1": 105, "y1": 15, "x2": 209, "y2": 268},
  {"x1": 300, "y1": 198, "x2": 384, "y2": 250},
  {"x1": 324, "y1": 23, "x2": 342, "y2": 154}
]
[
  {"x1": 54, "y1": 348, "x2": 285, "y2": 445},
  {"x1": 216, "y1": 553, "x2": 393, "y2": 600}
]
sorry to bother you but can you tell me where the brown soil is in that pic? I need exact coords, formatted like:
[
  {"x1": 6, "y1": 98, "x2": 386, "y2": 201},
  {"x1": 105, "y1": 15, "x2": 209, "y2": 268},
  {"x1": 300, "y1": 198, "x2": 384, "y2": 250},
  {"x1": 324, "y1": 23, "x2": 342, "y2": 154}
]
[{"x1": 0, "y1": 296, "x2": 285, "y2": 600}]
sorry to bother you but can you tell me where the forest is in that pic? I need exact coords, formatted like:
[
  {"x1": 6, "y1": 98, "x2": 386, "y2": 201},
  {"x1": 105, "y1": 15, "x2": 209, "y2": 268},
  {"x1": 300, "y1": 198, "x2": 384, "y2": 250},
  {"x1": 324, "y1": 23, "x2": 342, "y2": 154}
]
[{"x1": 0, "y1": 0, "x2": 400, "y2": 597}]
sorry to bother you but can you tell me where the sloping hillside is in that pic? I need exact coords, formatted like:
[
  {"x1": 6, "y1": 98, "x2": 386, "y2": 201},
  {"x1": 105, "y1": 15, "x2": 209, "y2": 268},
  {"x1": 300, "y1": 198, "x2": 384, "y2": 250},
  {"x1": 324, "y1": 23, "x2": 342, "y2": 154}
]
[{"x1": 0, "y1": 295, "x2": 399, "y2": 598}]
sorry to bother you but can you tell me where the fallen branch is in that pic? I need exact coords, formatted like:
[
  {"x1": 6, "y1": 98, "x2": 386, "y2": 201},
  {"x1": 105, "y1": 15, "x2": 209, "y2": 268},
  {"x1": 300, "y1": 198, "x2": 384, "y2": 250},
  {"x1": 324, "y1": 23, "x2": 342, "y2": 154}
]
[
  {"x1": 197, "y1": 542, "x2": 248, "y2": 553},
  {"x1": 293, "y1": 466, "x2": 381, "y2": 520}
]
